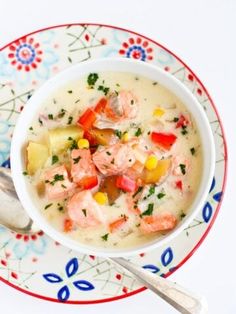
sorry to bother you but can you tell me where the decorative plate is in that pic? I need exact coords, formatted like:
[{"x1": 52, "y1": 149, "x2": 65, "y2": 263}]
[{"x1": 0, "y1": 24, "x2": 227, "y2": 304}]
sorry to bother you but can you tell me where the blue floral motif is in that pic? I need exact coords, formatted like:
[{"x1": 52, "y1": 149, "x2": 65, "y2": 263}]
[
  {"x1": 43, "y1": 257, "x2": 95, "y2": 302},
  {"x1": 142, "y1": 264, "x2": 160, "y2": 273},
  {"x1": 0, "y1": 120, "x2": 10, "y2": 166},
  {"x1": 202, "y1": 177, "x2": 222, "y2": 223},
  {"x1": 0, "y1": 31, "x2": 58, "y2": 86},
  {"x1": 161, "y1": 247, "x2": 173, "y2": 267},
  {"x1": 12, "y1": 236, "x2": 47, "y2": 259}
]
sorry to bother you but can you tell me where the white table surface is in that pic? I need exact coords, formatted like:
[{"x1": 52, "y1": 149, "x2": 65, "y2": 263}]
[{"x1": 0, "y1": 0, "x2": 235, "y2": 313}]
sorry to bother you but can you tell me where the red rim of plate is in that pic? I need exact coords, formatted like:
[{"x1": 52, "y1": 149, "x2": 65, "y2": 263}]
[{"x1": 0, "y1": 23, "x2": 228, "y2": 304}]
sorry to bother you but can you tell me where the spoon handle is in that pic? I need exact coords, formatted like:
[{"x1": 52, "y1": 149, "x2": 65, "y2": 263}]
[{"x1": 110, "y1": 257, "x2": 208, "y2": 314}]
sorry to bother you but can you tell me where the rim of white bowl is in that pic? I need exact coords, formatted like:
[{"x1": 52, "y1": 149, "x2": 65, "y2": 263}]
[{"x1": 10, "y1": 57, "x2": 215, "y2": 257}]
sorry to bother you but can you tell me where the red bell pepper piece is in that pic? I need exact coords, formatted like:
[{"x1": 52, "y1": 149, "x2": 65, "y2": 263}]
[
  {"x1": 94, "y1": 98, "x2": 107, "y2": 113},
  {"x1": 176, "y1": 115, "x2": 189, "y2": 129},
  {"x1": 63, "y1": 218, "x2": 73, "y2": 232},
  {"x1": 109, "y1": 216, "x2": 128, "y2": 233},
  {"x1": 151, "y1": 132, "x2": 177, "y2": 150},
  {"x1": 116, "y1": 175, "x2": 137, "y2": 192},
  {"x1": 175, "y1": 180, "x2": 183, "y2": 190},
  {"x1": 77, "y1": 108, "x2": 96, "y2": 130},
  {"x1": 79, "y1": 176, "x2": 98, "y2": 189},
  {"x1": 83, "y1": 130, "x2": 97, "y2": 146}
]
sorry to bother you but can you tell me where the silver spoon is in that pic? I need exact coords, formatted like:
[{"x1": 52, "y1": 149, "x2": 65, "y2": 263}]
[{"x1": 0, "y1": 166, "x2": 207, "y2": 313}]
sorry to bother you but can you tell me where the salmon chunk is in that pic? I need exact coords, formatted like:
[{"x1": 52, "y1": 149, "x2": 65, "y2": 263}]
[
  {"x1": 67, "y1": 190, "x2": 105, "y2": 228},
  {"x1": 44, "y1": 165, "x2": 75, "y2": 200},
  {"x1": 104, "y1": 91, "x2": 138, "y2": 122},
  {"x1": 92, "y1": 143, "x2": 136, "y2": 176},
  {"x1": 71, "y1": 149, "x2": 97, "y2": 184},
  {"x1": 140, "y1": 212, "x2": 177, "y2": 233}
]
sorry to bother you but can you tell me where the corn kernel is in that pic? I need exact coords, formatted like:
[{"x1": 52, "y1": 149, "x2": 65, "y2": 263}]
[
  {"x1": 145, "y1": 155, "x2": 158, "y2": 170},
  {"x1": 77, "y1": 138, "x2": 89, "y2": 149},
  {"x1": 153, "y1": 108, "x2": 165, "y2": 117},
  {"x1": 93, "y1": 192, "x2": 108, "y2": 205},
  {"x1": 122, "y1": 132, "x2": 129, "y2": 142}
]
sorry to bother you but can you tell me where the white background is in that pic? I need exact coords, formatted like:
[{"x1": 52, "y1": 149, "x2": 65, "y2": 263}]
[{"x1": 0, "y1": 0, "x2": 235, "y2": 313}]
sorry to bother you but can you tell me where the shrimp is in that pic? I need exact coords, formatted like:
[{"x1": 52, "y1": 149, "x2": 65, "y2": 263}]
[
  {"x1": 71, "y1": 149, "x2": 97, "y2": 184},
  {"x1": 44, "y1": 165, "x2": 75, "y2": 200},
  {"x1": 94, "y1": 91, "x2": 138, "y2": 128},
  {"x1": 140, "y1": 212, "x2": 177, "y2": 234},
  {"x1": 92, "y1": 142, "x2": 136, "y2": 176},
  {"x1": 67, "y1": 190, "x2": 105, "y2": 228}
]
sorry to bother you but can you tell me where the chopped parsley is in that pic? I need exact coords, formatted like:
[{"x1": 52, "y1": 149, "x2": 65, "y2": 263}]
[
  {"x1": 52, "y1": 155, "x2": 59, "y2": 165},
  {"x1": 67, "y1": 116, "x2": 73, "y2": 125},
  {"x1": 140, "y1": 203, "x2": 154, "y2": 217},
  {"x1": 181, "y1": 125, "x2": 188, "y2": 135},
  {"x1": 29, "y1": 126, "x2": 33, "y2": 131},
  {"x1": 106, "y1": 151, "x2": 111, "y2": 156},
  {"x1": 135, "y1": 127, "x2": 142, "y2": 137},
  {"x1": 132, "y1": 186, "x2": 143, "y2": 198},
  {"x1": 48, "y1": 114, "x2": 53, "y2": 120},
  {"x1": 68, "y1": 137, "x2": 78, "y2": 150},
  {"x1": 44, "y1": 203, "x2": 52, "y2": 210},
  {"x1": 180, "y1": 211, "x2": 186, "y2": 220},
  {"x1": 173, "y1": 117, "x2": 179, "y2": 122},
  {"x1": 152, "y1": 82, "x2": 158, "y2": 86},
  {"x1": 38, "y1": 118, "x2": 43, "y2": 125},
  {"x1": 73, "y1": 156, "x2": 81, "y2": 164},
  {"x1": 115, "y1": 129, "x2": 122, "y2": 139},
  {"x1": 116, "y1": 83, "x2": 120, "y2": 87},
  {"x1": 179, "y1": 164, "x2": 186, "y2": 175},
  {"x1": 67, "y1": 90, "x2": 73, "y2": 94},
  {"x1": 87, "y1": 73, "x2": 99, "y2": 87},
  {"x1": 190, "y1": 147, "x2": 196, "y2": 155},
  {"x1": 131, "y1": 99, "x2": 134, "y2": 105},
  {"x1": 98, "y1": 85, "x2": 110, "y2": 95},
  {"x1": 49, "y1": 174, "x2": 64, "y2": 186},
  {"x1": 22, "y1": 171, "x2": 28, "y2": 176},
  {"x1": 57, "y1": 205, "x2": 64, "y2": 211},
  {"x1": 157, "y1": 192, "x2": 165, "y2": 199},
  {"x1": 148, "y1": 185, "x2": 155, "y2": 197},
  {"x1": 82, "y1": 209, "x2": 87, "y2": 217},
  {"x1": 111, "y1": 158, "x2": 115, "y2": 164},
  {"x1": 58, "y1": 108, "x2": 66, "y2": 118},
  {"x1": 101, "y1": 233, "x2": 109, "y2": 241}
]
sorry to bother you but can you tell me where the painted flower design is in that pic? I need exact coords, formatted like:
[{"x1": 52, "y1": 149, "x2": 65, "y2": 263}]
[
  {"x1": 43, "y1": 257, "x2": 95, "y2": 301},
  {"x1": 11, "y1": 230, "x2": 47, "y2": 259},
  {"x1": 8, "y1": 37, "x2": 43, "y2": 72},
  {"x1": 0, "y1": 120, "x2": 10, "y2": 166},
  {"x1": 0, "y1": 30, "x2": 58, "y2": 85},
  {"x1": 119, "y1": 37, "x2": 153, "y2": 61},
  {"x1": 202, "y1": 177, "x2": 222, "y2": 223}
]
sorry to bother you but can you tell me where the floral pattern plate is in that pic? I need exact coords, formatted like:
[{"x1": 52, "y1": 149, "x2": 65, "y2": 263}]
[{"x1": 0, "y1": 24, "x2": 227, "y2": 304}]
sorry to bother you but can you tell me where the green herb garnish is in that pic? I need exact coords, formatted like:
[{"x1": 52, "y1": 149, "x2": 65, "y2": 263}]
[
  {"x1": 67, "y1": 116, "x2": 73, "y2": 125},
  {"x1": 48, "y1": 114, "x2": 53, "y2": 120},
  {"x1": 135, "y1": 127, "x2": 142, "y2": 137},
  {"x1": 67, "y1": 90, "x2": 73, "y2": 94},
  {"x1": 52, "y1": 155, "x2": 59, "y2": 165},
  {"x1": 98, "y1": 85, "x2": 110, "y2": 95},
  {"x1": 22, "y1": 171, "x2": 28, "y2": 176},
  {"x1": 132, "y1": 186, "x2": 143, "y2": 198},
  {"x1": 148, "y1": 186, "x2": 155, "y2": 197},
  {"x1": 29, "y1": 126, "x2": 33, "y2": 131},
  {"x1": 44, "y1": 203, "x2": 52, "y2": 210},
  {"x1": 115, "y1": 129, "x2": 122, "y2": 139},
  {"x1": 38, "y1": 118, "x2": 43, "y2": 125},
  {"x1": 181, "y1": 125, "x2": 188, "y2": 135},
  {"x1": 101, "y1": 233, "x2": 109, "y2": 241},
  {"x1": 131, "y1": 99, "x2": 134, "y2": 105},
  {"x1": 68, "y1": 138, "x2": 78, "y2": 150},
  {"x1": 50, "y1": 174, "x2": 64, "y2": 186},
  {"x1": 58, "y1": 108, "x2": 66, "y2": 118},
  {"x1": 82, "y1": 209, "x2": 87, "y2": 217},
  {"x1": 58, "y1": 206, "x2": 64, "y2": 211},
  {"x1": 73, "y1": 156, "x2": 81, "y2": 164},
  {"x1": 180, "y1": 211, "x2": 186, "y2": 220},
  {"x1": 87, "y1": 73, "x2": 99, "y2": 87},
  {"x1": 106, "y1": 151, "x2": 111, "y2": 156},
  {"x1": 179, "y1": 164, "x2": 186, "y2": 175},
  {"x1": 111, "y1": 158, "x2": 115, "y2": 164},
  {"x1": 157, "y1": 192, "x2": 165, "y2": 199},
  {"x1": 190, "y1": 147, "x2": 196, "y2": 155},
  {"x1": 140, "y1": 203, "x2": 154, "y2": 217},
  {"x1": 173, "y1": 117, "x2": 179, "y2": 122}
]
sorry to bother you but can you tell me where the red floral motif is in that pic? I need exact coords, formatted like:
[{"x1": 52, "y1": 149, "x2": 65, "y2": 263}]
[
  {"x1": 119, "y1": 37, "x2": 153, "y2": 61},
  {"x1": 8, "y1": 37, "x2": 43, "y2": 71},
  {"x1": 122, "y1": 286, "x2": 128, "y2": 293},
  {"x1": 116, "y1": 274, "x2": 122, "y2": 280},
  {"x1": 15, "y1": 230, "x2": 44, "y2": 242}
]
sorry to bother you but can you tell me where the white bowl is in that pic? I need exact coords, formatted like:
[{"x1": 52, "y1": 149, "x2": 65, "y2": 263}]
[{"x1": 10, "y1": 58, "x2": 215, "y2": 257}]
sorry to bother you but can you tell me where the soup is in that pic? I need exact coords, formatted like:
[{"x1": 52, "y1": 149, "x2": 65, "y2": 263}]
[{"x1": 23, "y1": 71, "x2": 202, "y2": 249}]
